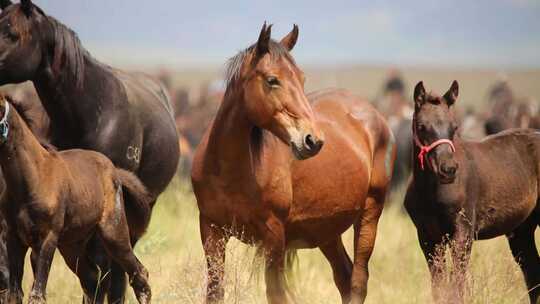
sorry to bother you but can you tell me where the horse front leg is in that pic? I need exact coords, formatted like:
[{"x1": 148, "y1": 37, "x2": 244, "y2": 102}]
[
  {"x1": 6, "y1": 229, "x2": 27, "y2": 304},
  {"x1": 449, "y1": 216, "x2": 473, "y2": 304},
  {"x1": 200, "y1": 215, "x2": 229, "y2": 304},
  {"x1": 351, "y1": 196, "x2": 383, "y2": 304},
  {"x1": 261, "y1": 216, "x2": 291, "y2": 304},
  {"x1": 28, "y1": 232, "x2": 59, "y2": 304},
  {"x1": 417, "y1": 228, "x2": 447, "y2": 304}
]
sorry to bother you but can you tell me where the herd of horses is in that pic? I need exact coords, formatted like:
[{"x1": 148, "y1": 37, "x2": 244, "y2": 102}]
[{"x1": 0, "y1": 1, "x2": 537, "y2": 304}]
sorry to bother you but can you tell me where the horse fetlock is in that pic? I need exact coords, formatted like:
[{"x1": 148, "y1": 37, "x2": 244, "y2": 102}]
[
  {"x1": 129, "y1": 270, "x2": 151, "y2": 304},
  {"x1": 27, "y1": 291, "x2": 45, "y2": 304}
]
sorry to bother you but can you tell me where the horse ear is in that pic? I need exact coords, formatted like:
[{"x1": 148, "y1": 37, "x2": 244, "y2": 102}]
[
  {"x1": 256, "y1": 22, "x2": 272, "y2": 57},
  {"x1": 444, "y1": 80, "x2": 459, "y2": 106},
  {"x1": 280, "y1": 24, "x2": 299, "y2": 51},
  {"x1": 20, "y1": 0, "x2": 32, "y2": 16},
  {"x1": 413, "y1": 81, "x2": 426, "y2": 108},
  {"x1": 0, "y1": 0, "x2": 12, "y2": 10}
]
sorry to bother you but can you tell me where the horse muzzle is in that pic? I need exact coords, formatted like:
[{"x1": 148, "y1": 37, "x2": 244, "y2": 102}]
[
  {"x1": 437, "y1": 161, "x2": 458, "y2": 184},
  {"x1": 291, "y1": 133, "x2": 324, "y2": 160}
]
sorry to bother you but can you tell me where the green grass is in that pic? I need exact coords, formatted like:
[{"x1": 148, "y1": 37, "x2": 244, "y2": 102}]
[{"x1": 17, "y1": 176, "x2": 538, "y2": 303}]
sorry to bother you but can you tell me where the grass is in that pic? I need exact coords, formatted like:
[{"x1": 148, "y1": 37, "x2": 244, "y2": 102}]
[
  {"x1": 14, "y1": 66, "x2": 540, "y2": 303},
  {"x1": 15, "y1": 176, "x2": 538, "y2": 304}
]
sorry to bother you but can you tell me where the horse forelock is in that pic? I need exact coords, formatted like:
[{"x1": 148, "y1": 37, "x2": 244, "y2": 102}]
[{"x1": 224, "y1": 40, "x2": 295, "y2": 92}]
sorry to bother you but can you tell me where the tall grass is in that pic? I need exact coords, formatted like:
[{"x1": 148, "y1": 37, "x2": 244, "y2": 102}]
[{"x1": 18, "y1": 177, "x2": 537, "y2": 303}]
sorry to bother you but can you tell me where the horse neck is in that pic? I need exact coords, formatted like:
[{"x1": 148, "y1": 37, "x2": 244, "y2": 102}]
[
  {"x1": 0, "y1": 108, "x2": 48, "y2": 198},
  {"x1": 205, "y1": 88, "x2": 261, "y2": 176},
  {"x1": 32, "y1": 41, "x2": 105, "y2": 143}
]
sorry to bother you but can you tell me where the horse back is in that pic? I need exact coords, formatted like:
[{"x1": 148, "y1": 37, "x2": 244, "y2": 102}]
[
  {"x1": 463, "y1": 129, "x2": 540, "y2": 237},
  {"x1": 112, "y1": 69, "x2": 174, "y2": 117},
  {"x1": 308, "y1": 89, "x2": 396, "y2": 188}
]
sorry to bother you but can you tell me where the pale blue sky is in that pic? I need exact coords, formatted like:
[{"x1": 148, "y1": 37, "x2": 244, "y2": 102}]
[{"x1": 29, "y1": 0, "x2": 540, "y2": 68}]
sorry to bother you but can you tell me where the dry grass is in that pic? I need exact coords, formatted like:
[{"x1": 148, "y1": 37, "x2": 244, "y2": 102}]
[{"x1": 13, "y1": 177, "x2": 538, "y2": 304}]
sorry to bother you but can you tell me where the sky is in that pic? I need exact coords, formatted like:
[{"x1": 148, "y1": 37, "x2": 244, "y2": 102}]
[{"x1": 25, "y1": 0, "x2": 540, "y2": 68}]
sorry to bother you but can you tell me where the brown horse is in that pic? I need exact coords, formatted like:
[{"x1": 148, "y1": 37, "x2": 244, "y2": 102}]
[
  {"x1": 192, "y1": 23, "x2": 396, "y2": 304},
  {"x1": 0, "y1": 1, "x2": 179, "y2": 301},
  {"x1": 405, "y1": 81, "x2": 540, "y2": 303},
  {"x1": 0, "y1": 95, "x2": 152, "y2": 304}
]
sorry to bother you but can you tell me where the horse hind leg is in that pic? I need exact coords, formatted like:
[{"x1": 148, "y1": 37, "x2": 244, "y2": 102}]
[
  {"x1": 98, "y1": 185, "x2": 151, "y2": 304},
  {"x1": 507, "y1": 216, "x2": 540, "y2": 304},
  {"x1": 58, "y1": 243, "x2": 107, "y2": 304},
  {"x1": 319, "y1": 237, "x2": 353, "y2": 304}
]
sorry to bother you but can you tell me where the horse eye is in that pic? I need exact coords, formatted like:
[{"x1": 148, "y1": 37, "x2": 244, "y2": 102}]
[
  {"x1": 417, "y1": 124, "x2": 426, "y2": 132},
  {"x1": 7, "y1": 31, "x2": 19, "y2": 42},
  {"x1": 265, "y1": 76, "x2": 280, "y2": 87}
]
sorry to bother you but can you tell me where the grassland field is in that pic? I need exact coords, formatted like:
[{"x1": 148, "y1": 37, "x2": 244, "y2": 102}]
[{"x1": 15, "y1": 66, "x2": 540, "y2": 303}]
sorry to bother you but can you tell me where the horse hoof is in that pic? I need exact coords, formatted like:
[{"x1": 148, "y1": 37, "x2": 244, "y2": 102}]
[
  {"x1": 136, "y1": 292, "x2": 151, "y2": 304},
  {"x1": 28, "y1": 294, "x2": 46, "y2": 304}
]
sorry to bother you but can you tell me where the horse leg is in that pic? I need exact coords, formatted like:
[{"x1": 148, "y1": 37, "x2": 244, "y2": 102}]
[
  {"x1": 350, "y1": 195, "x2": 383, "y2": 304},
  {"x1": 28, "y1": 232, "x2": 59, "y2": 304},
  {"x1": 200, "y1": 214, "x2": 229, "y2": 304},
  {"x1": 98, "y1": 191, "x2": 151, "y2": 304},
  {"x1": 58, "y1": 243, "x2": 107, "y2": 304},
  {"x1": 107, "y1": 196, "x2": 154, "y2": 304},
  {"x1": 417, "y1": 229, "x2": 447, "y2": 304},
  {"x1": 107, "y1": 262, "x2": 127, "y2": 304},
  {"x1": 449, "y1": 220, "x2": 473, "y2": 304},
  {"x1": 261, "y1": 216, "x2": 291, "y2": 304},
  {"x1": 319, "y1": 237, "x2": 353, "y2": 304},
  {"x1": 6, "y1": 230, "x2": 27, "y2": 304},
  {"x1": 0, "y1": 219, "x2": 9, "y2": 302},
  {"x1": 507, "y1": 216, "x2": 540, "y2": 304}
]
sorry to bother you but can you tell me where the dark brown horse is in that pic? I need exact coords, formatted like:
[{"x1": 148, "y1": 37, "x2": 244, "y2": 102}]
[
  {"x1": 0, "y1": 95, "x2": 152, "y2": 304},
  {"x1": 405, "y1": 81, "x2": 540, "y2": 303},
  {"x1": 0, "y1": 1, "x2": 179, "y2": 302},
  {"x1": 192, "y1": 23, "x2": 396, "y2": 304}
]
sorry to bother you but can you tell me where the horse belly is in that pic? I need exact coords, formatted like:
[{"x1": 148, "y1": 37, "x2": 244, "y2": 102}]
[
  {"x1": 476, "y1": 191, "x2": 537, "y2": 239},
  {"x1": 287, "y1": 159, "x2": 370, "y2": 248}
]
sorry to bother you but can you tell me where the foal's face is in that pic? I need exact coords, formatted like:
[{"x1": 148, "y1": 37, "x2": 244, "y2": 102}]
[
  {"x1": 413, "y1": 81, "x2": 460, "y2": 183},
  {"x1": 0, "y1": 1, "x2": 44, "y2": 84},
  {"x1": 242, "y1": 24, "x2": 323, "y2": 160}
]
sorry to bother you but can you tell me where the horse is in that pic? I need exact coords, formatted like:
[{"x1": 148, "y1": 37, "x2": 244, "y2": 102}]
[
  {"x1": 191, "y1": 23, "x2": 396, "y2": 304},
  {"x1": 0, "y1": 1, "x2": 180, "y2": 302},
  {"x1": 0, "y1": 86, "x2": 50, "y2": 299},
  {"x1": 373, "y1": 72, "x2": 414, "y2": 187},
  {"x1": 404, "y1": 81, "x2": 540, "y2": 304},
  {"x1": 0, "y1": 95, "x2": 152, "y2": 304},
  {"x1": 483, "y1": 80, "x2": 538, "y2": 136}
]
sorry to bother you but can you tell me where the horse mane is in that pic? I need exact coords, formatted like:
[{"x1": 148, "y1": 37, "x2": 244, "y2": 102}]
[
  {"x1": 44, "y1": 15, "x2": 88, "y2": 89},
  {"x1": 6, "y1": 95, "x2": 57, "y2": 152},
  {"x1": 224, "y1": 40, "x2": 295, "y2": 90},
  {"x1": 7, "y1": 95, "x2": 35, "y2": 126},
  {"x1": 250, "y1": 126, "x2": 265, "y2": 164}
]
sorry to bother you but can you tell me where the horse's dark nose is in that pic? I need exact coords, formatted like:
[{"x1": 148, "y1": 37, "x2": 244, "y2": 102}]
[
  {"x1": 303, "y1": 134, "x2": 324, "y2": 153},
  {"x1": 441, "y1": 163, "x2": 457, "y2": 177}
]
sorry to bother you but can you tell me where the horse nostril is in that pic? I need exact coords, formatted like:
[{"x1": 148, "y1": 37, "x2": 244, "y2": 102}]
[
  {"x1": 304, "y1": 134, "x2": 316, "y2": 151},
  {"x1": 441, "y1": 164, "x2": 457, "y2": 176}
]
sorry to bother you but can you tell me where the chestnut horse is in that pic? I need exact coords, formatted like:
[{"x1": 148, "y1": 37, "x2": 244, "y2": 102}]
[
  {"x1": 0, "y1": 1, "x2": 179, "y2": 302},
  {"x1": 192, "y1": 23, "x2": 396, "y2": 304},
  {"x1": 0, "y1": 95, "x2": 152, "y2": 303},
  {"x1": 405, "y1": 81, "x2": 540, "y2": 303}
]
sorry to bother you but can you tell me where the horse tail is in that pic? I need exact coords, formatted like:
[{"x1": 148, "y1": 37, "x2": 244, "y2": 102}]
[
  {"x1": 252, "y1": 245, "x2": 299, "y2": 301},
  {"x1": 115, "y1": 168, "x2": 153, "y2": 227}
]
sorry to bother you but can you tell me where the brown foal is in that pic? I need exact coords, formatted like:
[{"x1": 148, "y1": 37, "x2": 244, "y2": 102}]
[
  {"x1": 192, "y1": 23, "x2": 396, "y2": 304},
  {"x1": 405, "y1": 81, "x2": 540, "y2": 304},
  {"x1": 0, "y1": 95, "x2": 152, "y2": 304}
]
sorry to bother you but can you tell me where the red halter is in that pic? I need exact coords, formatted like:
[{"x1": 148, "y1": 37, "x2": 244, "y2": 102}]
[{"x1": 413, "y1": 119, "x2": 456, "y2": 170}]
